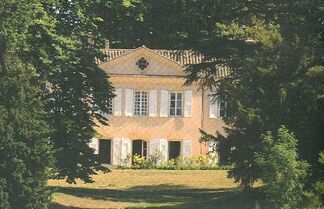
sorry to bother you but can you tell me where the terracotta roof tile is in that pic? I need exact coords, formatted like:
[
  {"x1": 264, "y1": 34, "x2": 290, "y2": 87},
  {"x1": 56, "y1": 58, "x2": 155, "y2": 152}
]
[
  {"x1": 100, "y1": 48, "x2": 210, "y2": 65},
  {"x1": 98, "y1": 47, "x2": 229, "y2": 78}
]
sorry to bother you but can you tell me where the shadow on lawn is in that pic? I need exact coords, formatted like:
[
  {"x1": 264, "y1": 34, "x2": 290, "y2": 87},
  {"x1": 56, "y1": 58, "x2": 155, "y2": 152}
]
[{"x1": 50, "y1": 184, "x2": 264, "y2": 209}]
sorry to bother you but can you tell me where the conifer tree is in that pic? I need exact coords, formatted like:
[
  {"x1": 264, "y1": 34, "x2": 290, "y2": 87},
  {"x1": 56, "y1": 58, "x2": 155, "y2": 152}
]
[{"x1": 0, "y1": 35, "x2": 54, "y2": 209}]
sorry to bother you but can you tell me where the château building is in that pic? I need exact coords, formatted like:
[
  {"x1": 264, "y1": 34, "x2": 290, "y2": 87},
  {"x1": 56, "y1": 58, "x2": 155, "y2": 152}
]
[{"x1": 88, "y1": 46, "x2": 227, "y2": 165}]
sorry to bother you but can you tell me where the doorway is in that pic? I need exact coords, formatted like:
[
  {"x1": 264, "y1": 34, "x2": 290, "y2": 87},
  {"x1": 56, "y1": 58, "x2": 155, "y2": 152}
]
[
  {"x1": 99, "y1": 139, "x2": 111, "y2": 164},
  {"x1": 168, "y1": 141, "x2": 181, "y2": 160}
]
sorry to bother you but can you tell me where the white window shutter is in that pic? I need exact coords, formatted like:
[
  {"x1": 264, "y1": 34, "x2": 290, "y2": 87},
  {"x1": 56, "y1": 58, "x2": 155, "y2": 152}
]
[
  {"x1": 182, "y1": 140, "x2": 191, "y2": 157},
  {"x1": 121, "y1": 138, "x2": 131, "y2": 166},
  {"x1": 149, "y1": 138, "x2": 168, "y2": 162},
  {"x1": 160, "y1": 138, "x2": 168, "y2": 162},
  {"x1": 148, "y1": 138, "x2": 159, "y2": 156},
  {"x1": 184, "y1": 90, "x2": 192, "y2": 117},
  {"x1": 112, "y1": 138, "x2": 122, "y2": 165},
  {"x1": 209, "y1": 95, "x2": 218, "y2": 119},
  {"x1": 125, "y1": 89, "x2": 133, "y2": 116},
  {"x1": 88, "y1": 138, "x2": 99, "y2": 154},
  {"x1": 149, "y1": 90, "x2": 157, "y2": 117},
  {"x1": 216, "y1": 99, "x2": 221, "y2": 118},
  {"x1": 114, "y1": 88, "x2": 122, "y2": 116},
  {"x1": 160, "y1": 90, "x2": 169, "y2": 117}
]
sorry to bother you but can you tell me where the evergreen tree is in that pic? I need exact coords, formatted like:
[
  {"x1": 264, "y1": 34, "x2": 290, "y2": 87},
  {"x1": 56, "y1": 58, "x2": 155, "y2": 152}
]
[
  {"x1": 0, "y1": 27, "x2": 54, "y2": 209},
  {"x1": 201, "y1": 0, "x2": 324, "y2": 187}
]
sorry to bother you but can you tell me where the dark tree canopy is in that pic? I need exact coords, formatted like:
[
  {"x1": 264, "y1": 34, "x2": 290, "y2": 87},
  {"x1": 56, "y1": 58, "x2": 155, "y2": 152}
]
[
  {"x1": 0, "y1": 2, "x2": 54, "y2": 208},
  {"x1": 1, "y1": 0, "x2": 114, "y2": 207},
  {"x1": 26, "y1": 0, "x2": 115, "y2": 183}
]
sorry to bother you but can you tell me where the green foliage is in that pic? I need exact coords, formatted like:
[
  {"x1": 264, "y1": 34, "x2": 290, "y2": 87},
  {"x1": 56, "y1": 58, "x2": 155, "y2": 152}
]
[
  {"x1": 255, "y1": 126, "x2": 309, "y2": 209},
  {"x1": 120, "y1": 152, "x2": 163, "y2": 169},
  {"x1": 25, "y1": 0, "x2": 114, "y2": 183},
  {"x1": 166, "y1": 0, "x2": 323, "y2": 189},
  {"x1": 0, "y1": 40, "x2": 54, "y2": 209},
  {"x1": 118, "y1": 153, "x2": 229, "y2": 170},
  {"x1": 0, "y1": 0, "x2": 114, "y2": 207},
  {"x1": 311, "y1": 151, "x2": 324, "y2": 206},
  {"x1": 0, "y1": 178, "x2": 9, "y2": 209}
]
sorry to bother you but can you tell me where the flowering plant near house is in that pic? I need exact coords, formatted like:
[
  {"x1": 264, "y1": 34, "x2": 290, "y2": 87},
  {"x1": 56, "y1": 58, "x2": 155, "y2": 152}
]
[
  {"x1": 133, "y1": 154, "x2": 146, "y2": 167},
  {"x1": 118, "y1": 153, "x2": 230, "y2": 170}
]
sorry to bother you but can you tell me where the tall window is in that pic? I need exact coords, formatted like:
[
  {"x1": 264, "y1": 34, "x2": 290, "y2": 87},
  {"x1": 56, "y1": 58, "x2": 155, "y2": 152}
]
[
  {"x1": 132, "y1": 140, "x2": 148, "y2": 159},
  {"x1": 107, "y1": 98, "x2": 113, "y2": 115},
  {"x1": 219, "y1": 100, "x2": 226, "y2": 117},
  {"x1": 134, "y1": 91, "x2": 148, "y2": 116},
  {"x1": 170, "y1": 92, "x2": 182, "y2": 116},
  {"x1": 99, "y1": 98, "x2": 113, "y2": 116}
]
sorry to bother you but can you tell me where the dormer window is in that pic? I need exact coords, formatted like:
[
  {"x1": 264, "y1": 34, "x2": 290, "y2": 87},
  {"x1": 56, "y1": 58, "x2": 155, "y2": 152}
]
[{"x1": 136, "y1": 57, "x2": 149, "y2": 70}]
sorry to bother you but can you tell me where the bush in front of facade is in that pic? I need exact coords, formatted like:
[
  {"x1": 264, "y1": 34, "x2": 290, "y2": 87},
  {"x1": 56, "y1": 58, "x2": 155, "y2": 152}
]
[
  {"x1": 120, "y1": 152, "x2": 163, "y2": 169},
  {"x1": 118, "y1": 153, "x2": 231, "y2": 170}
]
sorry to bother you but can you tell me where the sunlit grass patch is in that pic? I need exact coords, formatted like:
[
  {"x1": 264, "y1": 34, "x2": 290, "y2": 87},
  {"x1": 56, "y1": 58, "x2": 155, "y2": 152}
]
[{"x1": 49, "y1": 169, "x2": 262, "y2": 209}]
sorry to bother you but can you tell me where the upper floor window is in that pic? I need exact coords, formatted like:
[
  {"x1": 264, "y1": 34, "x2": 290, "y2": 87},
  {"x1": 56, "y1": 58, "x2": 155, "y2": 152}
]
[
  {"x1": 170, "y1": 92, "x2": 182, "y2": 116},
  {"x1": 134, "y1": 91, "x2": 148, "y2": 116},
  {"x1": 99, "y1": 97, "x2": 113, "y2": 116},
  {"x1": 219, "y1": 100, "x2": 226, "y2": 118},
  {"x1": 107, "y1": 98, "x2": 113, "y2": 115}
]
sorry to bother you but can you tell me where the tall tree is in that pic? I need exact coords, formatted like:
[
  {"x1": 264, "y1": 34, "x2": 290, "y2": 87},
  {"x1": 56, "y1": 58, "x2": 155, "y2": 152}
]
[
  {"x1": 25, "y1": 0, "x2": 115, "y2": 183},
  {"x1": 183, "y1": 0, "x2": 324, "y2": 187},
  {"x1": 1, "y1": 1, "x2": 114, "y2": 207},
  {"x1": 0, "y1": 2, "x2": 54, "y2": 208}
]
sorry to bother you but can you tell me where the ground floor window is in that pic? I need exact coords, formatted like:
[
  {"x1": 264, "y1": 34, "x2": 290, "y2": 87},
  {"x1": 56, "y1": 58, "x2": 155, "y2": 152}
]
[
  {"x1": 99, "y1": 139, "x2": 111, "y2": 164},
  {"x1": 132, "y1": 140, "x2": 148, "y2": 158},
  {"x1": 168, "y1": 141, "x2": 181, "y2": 160}
]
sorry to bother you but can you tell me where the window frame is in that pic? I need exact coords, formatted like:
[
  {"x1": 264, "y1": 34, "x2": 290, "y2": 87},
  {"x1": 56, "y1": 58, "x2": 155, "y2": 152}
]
[
  {"x1": 99, "y1": 97, "x2": 114, "y2": 116},
  {"x1": 219, "y1": 99, "x2": 226, "y2": 118},
  {"x1": 107, "y1": 97, "x2": 113, "y2": 115},
  {"x1": 133, "y1": 90, "x2": 149, "y2": 116},
  {"x1": 169, "y1": 92, "x2": 183, "y2": 117}
]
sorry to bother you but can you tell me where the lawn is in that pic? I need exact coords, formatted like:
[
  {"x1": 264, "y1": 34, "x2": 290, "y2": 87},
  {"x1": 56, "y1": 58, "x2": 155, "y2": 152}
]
[{"x1": 49, "y1": 169, "x2": 262, "y2": 209}]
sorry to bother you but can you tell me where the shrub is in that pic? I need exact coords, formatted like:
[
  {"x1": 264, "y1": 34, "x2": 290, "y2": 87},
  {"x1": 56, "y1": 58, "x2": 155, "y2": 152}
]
[
  {"x1": 119, "y1": 152, "x2": 163, "y2": 169},
  {"x1": 118, "y1": 153, "x2": 230, "y2": 170},
  {"x1": 255, "y1": 126, "x2": 309, "y2": 209}
]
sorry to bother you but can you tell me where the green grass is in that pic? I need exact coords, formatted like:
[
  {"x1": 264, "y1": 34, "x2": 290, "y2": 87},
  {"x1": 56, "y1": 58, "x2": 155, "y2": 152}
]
[{"x1": 49, "y1": 169, "x2": 264, "y2": 209}]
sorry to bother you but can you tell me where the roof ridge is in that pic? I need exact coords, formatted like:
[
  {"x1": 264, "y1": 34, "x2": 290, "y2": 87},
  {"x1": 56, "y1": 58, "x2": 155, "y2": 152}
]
[{"x1": 100, "y1": 46, "x2": 205, "y2": 66}]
